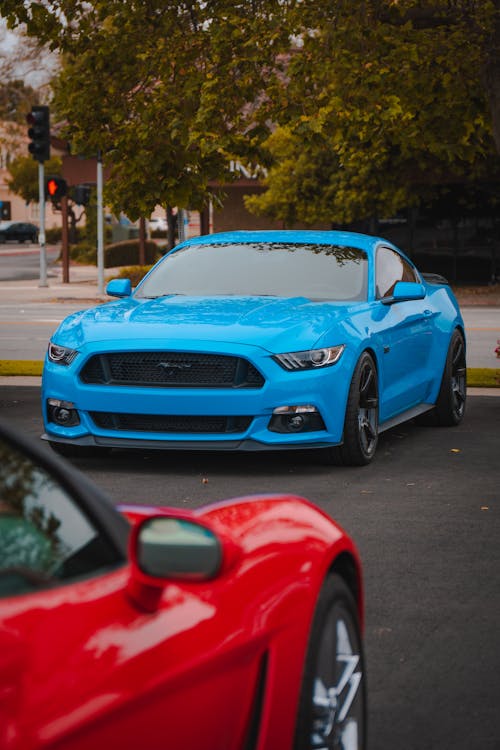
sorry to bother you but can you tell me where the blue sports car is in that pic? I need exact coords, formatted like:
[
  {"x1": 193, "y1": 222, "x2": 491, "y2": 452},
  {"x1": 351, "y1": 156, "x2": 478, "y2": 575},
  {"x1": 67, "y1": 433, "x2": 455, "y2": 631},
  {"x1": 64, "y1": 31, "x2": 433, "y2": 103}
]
[{"x1": 42, "y1": 230, "x2": 466, "y2": 465}]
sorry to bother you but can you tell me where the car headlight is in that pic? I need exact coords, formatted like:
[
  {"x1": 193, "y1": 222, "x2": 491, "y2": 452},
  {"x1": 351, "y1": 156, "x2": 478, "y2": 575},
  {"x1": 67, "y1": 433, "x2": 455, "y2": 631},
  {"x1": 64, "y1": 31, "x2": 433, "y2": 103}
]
[
  {"x1": 48, "y1": 342, "x2": 79, "y2": 366},
  {"x1": 273, "y1": 345, "x2": 345, "y2": 371}
]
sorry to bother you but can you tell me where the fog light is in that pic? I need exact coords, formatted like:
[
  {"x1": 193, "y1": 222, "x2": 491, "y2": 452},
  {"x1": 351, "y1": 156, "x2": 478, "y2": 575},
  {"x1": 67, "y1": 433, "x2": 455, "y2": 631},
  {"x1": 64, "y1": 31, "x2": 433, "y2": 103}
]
[
  {"x1": 47, "y1": 398, "x2": 80, "y2": 427},
  {"x1": 288, "y1": 414, "x2": 305, "y2": 431},
  {"x1": 269, "y1": 405, "x2": 326, "y2": 434}
]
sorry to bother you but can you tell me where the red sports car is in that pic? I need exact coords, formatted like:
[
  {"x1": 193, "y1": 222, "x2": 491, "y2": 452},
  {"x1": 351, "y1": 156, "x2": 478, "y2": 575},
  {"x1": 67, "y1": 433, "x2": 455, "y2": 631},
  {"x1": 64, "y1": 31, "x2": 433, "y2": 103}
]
[{"x1": 0, "y1": 417, "x2": 365, "y2": 750}]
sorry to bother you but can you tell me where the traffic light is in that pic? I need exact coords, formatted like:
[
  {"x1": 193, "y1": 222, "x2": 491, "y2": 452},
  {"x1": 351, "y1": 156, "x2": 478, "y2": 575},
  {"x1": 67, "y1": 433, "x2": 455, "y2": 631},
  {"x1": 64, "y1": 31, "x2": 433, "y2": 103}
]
[
  {"x1": 72, "y1": 184, "x2": 92, "y2": 206},
  {"x1": 46, "y1": 176, "x2": 67, "y2": 202},
  {"x1": 26, "y1": 105, "x2": 50, "y2": 162}
]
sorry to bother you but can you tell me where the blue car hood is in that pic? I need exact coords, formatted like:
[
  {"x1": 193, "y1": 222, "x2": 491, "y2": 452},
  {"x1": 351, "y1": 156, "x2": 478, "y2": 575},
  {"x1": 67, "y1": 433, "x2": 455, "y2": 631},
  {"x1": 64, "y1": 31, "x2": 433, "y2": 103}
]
[{"x1": 53, "y1": 295, "x2": 357, "y2": 353}]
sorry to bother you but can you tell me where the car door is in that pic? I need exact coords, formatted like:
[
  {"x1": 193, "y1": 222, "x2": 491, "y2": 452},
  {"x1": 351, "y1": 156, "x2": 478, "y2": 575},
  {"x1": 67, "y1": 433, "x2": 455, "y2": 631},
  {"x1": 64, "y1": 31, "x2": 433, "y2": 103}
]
[
  {"x1": 372, "y1": 245, "x2": 435, "y2": 420},
  {"x1": 0, "y1": 428, "x2": 261, "y2": 750}
]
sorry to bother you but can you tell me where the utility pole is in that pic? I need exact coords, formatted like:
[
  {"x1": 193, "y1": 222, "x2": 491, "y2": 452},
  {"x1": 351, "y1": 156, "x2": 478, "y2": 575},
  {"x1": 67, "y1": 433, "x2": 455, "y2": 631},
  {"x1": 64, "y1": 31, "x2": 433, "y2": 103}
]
[
  {"x1": 97, "y1": 150, "x2": 104, "y2": 294},
  {"x1": 38, "y1": 162, "x2": 47, "y2": 287},
  {"x1": 61, "y1": 194, "x2": 70, "y2": 283}
]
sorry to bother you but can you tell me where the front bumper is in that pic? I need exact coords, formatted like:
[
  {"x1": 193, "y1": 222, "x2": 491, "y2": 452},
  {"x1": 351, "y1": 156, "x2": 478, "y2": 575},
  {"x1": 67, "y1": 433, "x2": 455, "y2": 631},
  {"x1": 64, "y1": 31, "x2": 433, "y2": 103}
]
[{"x1": 42, "y1": 341, "x2": 354, "y2": 451}]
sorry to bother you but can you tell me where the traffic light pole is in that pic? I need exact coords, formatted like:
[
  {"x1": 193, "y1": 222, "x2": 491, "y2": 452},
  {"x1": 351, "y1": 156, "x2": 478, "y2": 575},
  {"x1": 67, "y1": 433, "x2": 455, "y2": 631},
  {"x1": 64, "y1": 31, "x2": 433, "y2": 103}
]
[
  {"x1": 97, "y1": 151, "x2": 104, "y2": 295},
  {"x1": 38, "y1": 162, "x2": 48, "y2": 288}
]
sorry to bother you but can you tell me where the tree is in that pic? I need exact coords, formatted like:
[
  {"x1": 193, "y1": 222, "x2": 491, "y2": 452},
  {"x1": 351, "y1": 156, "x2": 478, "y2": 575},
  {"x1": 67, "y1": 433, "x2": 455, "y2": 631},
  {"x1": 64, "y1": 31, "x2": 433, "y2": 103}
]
[
  {"x1": 1, "y1": 1, "x2": 292, "y2": 221},
  {"x1": 7, "y1": 154, "x2": 63, "y2": 204},
  {"x1": 0, "y1": 21, "x2": 57, "y2": 107},
  {"x1": 245, "y1": 0, "x2": 500, "y2": 226},
  {"x1": 0, "y1": 79, "x2": 40, "y2": 123}
]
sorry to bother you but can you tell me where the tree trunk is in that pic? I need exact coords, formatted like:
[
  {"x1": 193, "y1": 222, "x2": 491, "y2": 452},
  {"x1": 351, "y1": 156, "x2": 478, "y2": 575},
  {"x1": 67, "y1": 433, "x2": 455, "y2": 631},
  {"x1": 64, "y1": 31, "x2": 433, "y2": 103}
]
[{"x1": 139, "y1": 216, "x2": 146, "y2": 265}]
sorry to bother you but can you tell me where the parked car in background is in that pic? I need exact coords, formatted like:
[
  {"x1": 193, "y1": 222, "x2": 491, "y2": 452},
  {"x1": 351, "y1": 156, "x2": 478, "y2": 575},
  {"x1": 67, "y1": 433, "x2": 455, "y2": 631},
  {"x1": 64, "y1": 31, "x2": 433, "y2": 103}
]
[
  {"x1": 148, "y1": 216, "x2": 168, "y2": 232},
  {"x1": 0, "y1": 416, "x2": 365, "y2": 749},
  {"x1": 0, "y1": 221, "x2": 38, "y2": 244},
  {"x1": 42, "y1": 229, "x2": 466, "y2": 465}
]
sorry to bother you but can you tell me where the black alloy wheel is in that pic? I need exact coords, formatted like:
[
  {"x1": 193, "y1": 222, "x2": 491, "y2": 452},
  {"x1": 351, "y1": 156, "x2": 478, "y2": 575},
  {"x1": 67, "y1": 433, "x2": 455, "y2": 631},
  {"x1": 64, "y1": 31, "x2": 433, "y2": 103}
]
[
  {"x1": 325, "y1": 352, "x2": 379, "y2": 466},
  {"x1": 294, "y1": 574, "x2": 366, "y2": 750},
  {"x1": 434, "y1": 329, "x2": 467, "y2": 426}
]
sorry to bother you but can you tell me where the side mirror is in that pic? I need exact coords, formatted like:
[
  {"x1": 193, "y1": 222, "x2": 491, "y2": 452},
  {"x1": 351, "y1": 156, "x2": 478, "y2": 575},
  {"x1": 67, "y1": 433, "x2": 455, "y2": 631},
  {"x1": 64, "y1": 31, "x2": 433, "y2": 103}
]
[
  {"x1": 106, "y1": 278, "x2": 132, "y2": 298},
  {"x1": 127, "y1": 514, "x2": 228, "y2": 612},
  {"x1": 137, "y1": 517, "x2": 222, "y2": 579},
  {"x1": 382, "y1": 281, "x2": 425, "y2": 305}
]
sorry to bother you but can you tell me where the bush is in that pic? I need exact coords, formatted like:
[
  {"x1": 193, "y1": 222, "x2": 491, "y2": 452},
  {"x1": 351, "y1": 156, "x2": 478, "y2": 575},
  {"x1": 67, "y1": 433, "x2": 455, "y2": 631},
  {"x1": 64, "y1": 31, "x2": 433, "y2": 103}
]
[
  {"x1": 46, "y1": 227, "x2": 62, "y2": 244},
  {"x1": 109, "y1": 265, "x2": 155, "y2": 286},
  {"x1": 70, "y1": 242, "x2": 97, "y2": 264},
  {"x1": 104, "y1": 240, "x2": 160, "y2": 267}
]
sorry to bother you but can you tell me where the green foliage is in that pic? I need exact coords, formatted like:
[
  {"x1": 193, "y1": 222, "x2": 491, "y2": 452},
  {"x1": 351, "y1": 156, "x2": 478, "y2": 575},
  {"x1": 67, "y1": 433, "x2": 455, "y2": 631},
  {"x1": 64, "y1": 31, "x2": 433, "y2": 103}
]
[
  {"x1": 45, "y1": 227, "x2": 62, "y2": 243},
  {"x1": 7, "y1": 155, "x2": 62, "y2": 204},
  {"x1": 2, "y1": 0, "x2": 499, "y2": 226},
  {"x1": 0, "y1": 79, "x2": 40, "y2": 123},
  {"x1": 69, "y1": 241, "x2": 96, "y2": 264},
  {"x1": 110, "y1": 265, "x2": 155, "y2": 287},
  {"x1": 2, "y1": 1, "x2": 292, "y2": 220},
  {"x1": 246, "y1": 0, "x2": 500, "y2": 225},
  {"x1": 103, "y1": 240, "x2": 160, "y2": 268}
]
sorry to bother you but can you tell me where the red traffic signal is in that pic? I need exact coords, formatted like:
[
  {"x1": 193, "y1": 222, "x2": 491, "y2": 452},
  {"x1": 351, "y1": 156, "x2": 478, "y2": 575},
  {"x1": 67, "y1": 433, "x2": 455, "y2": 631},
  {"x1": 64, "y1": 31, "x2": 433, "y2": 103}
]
[
  {"x1": 26, "y1": 106, "x2": 50, "y2": 163},
  {"x1": 46, "y1": 176, "x2": 67, "y2": 202}
]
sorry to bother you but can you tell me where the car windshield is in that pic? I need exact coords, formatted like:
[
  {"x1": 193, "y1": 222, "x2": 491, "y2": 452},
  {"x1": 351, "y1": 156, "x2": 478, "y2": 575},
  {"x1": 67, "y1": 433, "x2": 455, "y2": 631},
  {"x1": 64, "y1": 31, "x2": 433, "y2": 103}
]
[{"x1": 135, "y1": 242, "x2": 368, "y2": 302}]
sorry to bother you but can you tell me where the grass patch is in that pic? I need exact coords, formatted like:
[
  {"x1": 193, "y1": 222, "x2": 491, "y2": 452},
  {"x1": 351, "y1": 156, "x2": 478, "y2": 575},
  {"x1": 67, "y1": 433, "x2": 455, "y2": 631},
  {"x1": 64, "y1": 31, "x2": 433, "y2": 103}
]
[
  {"x1": 467, "y1": 368, "x2": 500, "y2": 388},
  {"x1": 0, "y1": 360, "x2": 43, "y2": 376}
]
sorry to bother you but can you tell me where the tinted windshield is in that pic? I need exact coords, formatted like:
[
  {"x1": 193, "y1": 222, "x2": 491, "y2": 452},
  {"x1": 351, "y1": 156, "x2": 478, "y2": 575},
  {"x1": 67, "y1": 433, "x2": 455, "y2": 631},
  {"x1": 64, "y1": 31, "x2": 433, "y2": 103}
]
[{"x1": 136, "y1": 242, "x2": 368, "y2": 302}]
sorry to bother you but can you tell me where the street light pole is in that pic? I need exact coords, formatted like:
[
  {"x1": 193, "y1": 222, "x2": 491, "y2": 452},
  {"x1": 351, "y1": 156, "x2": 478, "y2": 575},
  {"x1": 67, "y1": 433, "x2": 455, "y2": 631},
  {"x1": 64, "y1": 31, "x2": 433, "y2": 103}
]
[
  {"x1": 38, "y1": 161, "x2": 48, "y2": 287},
  {"x1": 96, "y1": 150, "x2": 104, "y2": 294}
]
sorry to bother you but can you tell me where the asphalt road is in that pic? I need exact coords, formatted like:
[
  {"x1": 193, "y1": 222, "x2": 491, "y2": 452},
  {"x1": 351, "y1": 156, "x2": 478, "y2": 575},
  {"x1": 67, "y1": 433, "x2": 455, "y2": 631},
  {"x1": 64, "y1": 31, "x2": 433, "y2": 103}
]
[
  {"x1": 0, "y1": 384, "x2": 498, "y2": 750},
  {"x1": 0, "y1": 243, "x2": 59, "y2": 281}
]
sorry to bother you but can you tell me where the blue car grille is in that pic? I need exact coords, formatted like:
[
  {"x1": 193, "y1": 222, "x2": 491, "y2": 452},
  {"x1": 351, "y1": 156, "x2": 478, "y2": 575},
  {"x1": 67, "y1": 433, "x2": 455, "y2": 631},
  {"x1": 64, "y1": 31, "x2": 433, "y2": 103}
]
[
  {"x1": 90, "y1": 412, "x2": 252, "y2": 434},
  {"x1": 80, "y1": 352, "x2": 265, "y2": 389}
]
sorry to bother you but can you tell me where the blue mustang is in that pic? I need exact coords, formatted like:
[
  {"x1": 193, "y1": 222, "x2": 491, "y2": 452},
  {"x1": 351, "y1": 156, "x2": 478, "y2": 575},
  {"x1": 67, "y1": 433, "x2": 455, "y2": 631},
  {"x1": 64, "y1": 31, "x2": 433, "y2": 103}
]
[{"x1": 42, "y1": 230, "x2": 466, "y2": 465}]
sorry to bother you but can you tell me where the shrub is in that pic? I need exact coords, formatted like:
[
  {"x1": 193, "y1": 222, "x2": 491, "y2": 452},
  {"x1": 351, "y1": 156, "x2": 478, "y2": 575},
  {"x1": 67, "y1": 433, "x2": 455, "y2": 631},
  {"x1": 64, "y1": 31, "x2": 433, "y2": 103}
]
[
  {"x1": 104, "y1": 240, "x2": 160, "y2": 267},
  {"x1": 46, "y1": 227, "x2": 62, "y2": 244},
  {"x1": 70, "y1": 242, "x2": 97, "y2": 264},
  {"x1": 109, "y1": 265, "x2": 155, "y2": 286}
]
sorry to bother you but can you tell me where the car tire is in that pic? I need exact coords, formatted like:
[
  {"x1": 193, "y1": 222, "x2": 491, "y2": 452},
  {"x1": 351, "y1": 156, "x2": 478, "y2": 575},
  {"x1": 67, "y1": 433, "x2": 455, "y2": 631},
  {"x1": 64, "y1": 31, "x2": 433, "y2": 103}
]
[
  {"x1": 0, "y1": 234, "x2": 5, "y2": 243},
  {"x1": 294, "y1": 573, "x2": 366, "y2": 750},
  {"x1": 49, "y1": 441, "x2": 109, "y2": 459},
  {"x1": 418, "y1": 329, "x2": 466, "y2": 427},
  {"x1": 323, "y1": 352, "x2": 379, "y2": 466}
]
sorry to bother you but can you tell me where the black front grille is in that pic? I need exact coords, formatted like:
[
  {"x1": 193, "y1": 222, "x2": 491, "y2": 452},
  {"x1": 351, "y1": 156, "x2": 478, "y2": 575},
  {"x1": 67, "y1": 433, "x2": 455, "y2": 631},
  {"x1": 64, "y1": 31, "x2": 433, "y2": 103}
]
[
  {"x1": 80, "y1": 352, "x2": 264, "y2": 389},
  {"x1": 90, "y1": 412, "x2": 252, "y2": 434}
]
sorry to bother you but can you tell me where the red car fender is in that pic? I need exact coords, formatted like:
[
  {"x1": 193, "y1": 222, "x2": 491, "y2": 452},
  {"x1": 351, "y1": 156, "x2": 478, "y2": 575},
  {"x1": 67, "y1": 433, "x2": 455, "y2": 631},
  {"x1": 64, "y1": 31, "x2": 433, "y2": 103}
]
[
  {"x1": 199, "y1": 494, "x2": 363, "y2": 750},
  {"x1": 120, "y1": 494, "x2": 362, "y2": 749}
]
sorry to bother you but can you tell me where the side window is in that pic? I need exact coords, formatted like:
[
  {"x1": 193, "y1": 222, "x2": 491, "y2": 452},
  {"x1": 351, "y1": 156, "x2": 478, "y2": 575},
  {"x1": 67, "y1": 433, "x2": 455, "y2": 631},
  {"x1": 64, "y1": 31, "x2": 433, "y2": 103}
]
[
  {"x1": 0, "y1": 437, "x2": 120, "y2": 598},
  {"x1": 376, "y1": 246, "x2": 417, "y2": 299}
]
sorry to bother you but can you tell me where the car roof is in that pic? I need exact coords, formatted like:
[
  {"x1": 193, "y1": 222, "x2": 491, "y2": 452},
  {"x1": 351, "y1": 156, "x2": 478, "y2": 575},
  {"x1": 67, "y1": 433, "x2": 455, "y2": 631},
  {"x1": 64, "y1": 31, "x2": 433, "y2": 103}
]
[{"x1": 176, "y1": 229, "x2": 391, "y2": 254}]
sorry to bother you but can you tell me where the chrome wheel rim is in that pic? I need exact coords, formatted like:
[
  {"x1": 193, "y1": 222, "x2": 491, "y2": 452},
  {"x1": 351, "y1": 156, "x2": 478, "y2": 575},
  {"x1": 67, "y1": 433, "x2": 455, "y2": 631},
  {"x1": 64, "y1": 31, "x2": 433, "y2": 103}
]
[
  {"x1": 311, "y1": 607, "x2": 364, "y2": 749},
  {"x1": 451, "y1": 336, "x2": 466, "y2": 419},
  {"x1": 357, "y1": 360, "x2": 378, "y2": 457}
]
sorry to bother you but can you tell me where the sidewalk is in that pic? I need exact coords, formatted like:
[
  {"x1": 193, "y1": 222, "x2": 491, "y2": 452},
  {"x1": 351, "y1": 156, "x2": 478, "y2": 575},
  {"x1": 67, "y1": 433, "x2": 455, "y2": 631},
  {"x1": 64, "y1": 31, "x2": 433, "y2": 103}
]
[{"x1": 0, "y1": 262, "x2": 115, "y2": 304}]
